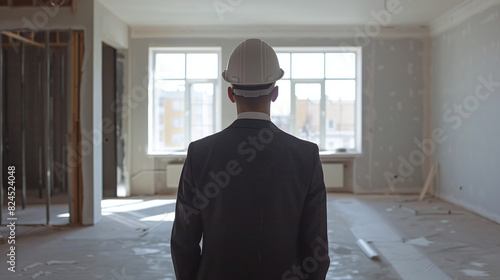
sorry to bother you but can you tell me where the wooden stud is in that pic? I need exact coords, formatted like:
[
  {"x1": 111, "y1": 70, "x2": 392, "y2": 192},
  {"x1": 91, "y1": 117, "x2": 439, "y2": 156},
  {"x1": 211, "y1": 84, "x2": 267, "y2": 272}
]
[
  {"x1": 1, "y1": 31, "x2": 45, "y2": 48},
  {"x1": 69, "y1": 30, "x2": 84, "y2": 225},
  {"x1": 0, "y1": 24, "x2": 3, "y2": 224},
  {"x1": 419, "y1": 163, "x2": 439, "y2": 201},
  {"x1": 78, "y1": 31, "x2": 84, "y2": 224},
  {"x1": 70, "y1": 31, "x2": 78, "y2": 224},
  {"x1": 8, "y1": 36, "x2": 17, "y2": 47},
  {"x1": 3, "y1": 42, "x2": 68, "y2": 47}
]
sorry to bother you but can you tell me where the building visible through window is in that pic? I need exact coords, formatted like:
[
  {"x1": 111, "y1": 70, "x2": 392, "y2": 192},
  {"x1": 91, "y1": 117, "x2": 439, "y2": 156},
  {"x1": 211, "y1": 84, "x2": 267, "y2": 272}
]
[
  {"x1": 272, "y1": 47, "x2": 361, "y2": 152},
  {"x1": 148, "y1": 48, "x2": 219, "y2": 154}
]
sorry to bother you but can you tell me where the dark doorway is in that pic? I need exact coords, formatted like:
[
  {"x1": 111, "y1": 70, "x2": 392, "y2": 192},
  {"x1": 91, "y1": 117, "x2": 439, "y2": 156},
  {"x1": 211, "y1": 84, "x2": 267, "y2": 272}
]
[{"x1": 102, "y1": 44, "x2": 117, "y2": 197}]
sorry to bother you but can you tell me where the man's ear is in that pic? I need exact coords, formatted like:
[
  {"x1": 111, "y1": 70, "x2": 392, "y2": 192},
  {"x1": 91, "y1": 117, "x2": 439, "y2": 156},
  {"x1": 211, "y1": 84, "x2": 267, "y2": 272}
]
[
  {"x1": 271, "y1": 86, "x2": 279, "y2": 102},
  {"x1": 227, "y1": 87, "x2": 236, "y2": 103}
]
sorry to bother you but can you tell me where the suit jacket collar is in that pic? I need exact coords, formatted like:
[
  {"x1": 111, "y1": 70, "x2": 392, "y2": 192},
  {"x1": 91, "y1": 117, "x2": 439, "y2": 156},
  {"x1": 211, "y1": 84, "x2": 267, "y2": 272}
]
[{"x1": 226, "y1": 119, "x2": 280, "y2": 131}]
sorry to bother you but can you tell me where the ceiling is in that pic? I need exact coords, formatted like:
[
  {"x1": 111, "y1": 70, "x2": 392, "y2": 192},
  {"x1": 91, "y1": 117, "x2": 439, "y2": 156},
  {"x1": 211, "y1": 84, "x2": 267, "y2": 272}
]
[{"x1": 98, "y1": 0, "x2": 470, "y2": 29}]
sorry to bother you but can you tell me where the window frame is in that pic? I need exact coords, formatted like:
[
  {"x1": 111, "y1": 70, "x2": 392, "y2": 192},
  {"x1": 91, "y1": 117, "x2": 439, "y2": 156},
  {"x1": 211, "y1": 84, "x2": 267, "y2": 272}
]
[
  {"x1": 274, "y1": 47, "x2": 362, "y2": 154},
  {"x1": 148, "y1": 47, "x2": 221, "y2": 155}
]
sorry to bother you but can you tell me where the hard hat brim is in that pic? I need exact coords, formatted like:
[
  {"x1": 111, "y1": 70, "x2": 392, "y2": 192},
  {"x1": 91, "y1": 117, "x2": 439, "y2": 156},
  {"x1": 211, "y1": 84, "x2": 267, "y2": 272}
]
[
  {"x1": 222, "y1": 69, "x2": 284, "y2": 85},
  {"x1": 232, "y1": 83, "x2": 276, "y2": 97}
]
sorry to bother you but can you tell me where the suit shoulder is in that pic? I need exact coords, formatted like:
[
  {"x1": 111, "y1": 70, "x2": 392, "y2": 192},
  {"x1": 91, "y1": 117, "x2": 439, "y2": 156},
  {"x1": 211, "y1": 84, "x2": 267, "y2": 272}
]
[
  {"x1": 277, "y1": 130, "x2": 319, "y2": 150},
  {"x1": 189, "y1": 130, "x2": 225, "y2": 148}
]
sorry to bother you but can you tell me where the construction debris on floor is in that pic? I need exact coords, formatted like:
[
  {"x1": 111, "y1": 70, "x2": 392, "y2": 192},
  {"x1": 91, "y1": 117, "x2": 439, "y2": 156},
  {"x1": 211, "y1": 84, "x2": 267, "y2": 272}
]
[{"x1": 1, "y1": 194, "x2": 499, "y2": 280}]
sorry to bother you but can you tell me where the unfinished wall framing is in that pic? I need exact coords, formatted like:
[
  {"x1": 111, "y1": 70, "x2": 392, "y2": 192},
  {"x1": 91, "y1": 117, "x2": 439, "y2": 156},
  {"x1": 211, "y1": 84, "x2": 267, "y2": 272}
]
[{"x1": 0, "y1": 29, "x2": 84, "y2": 225}]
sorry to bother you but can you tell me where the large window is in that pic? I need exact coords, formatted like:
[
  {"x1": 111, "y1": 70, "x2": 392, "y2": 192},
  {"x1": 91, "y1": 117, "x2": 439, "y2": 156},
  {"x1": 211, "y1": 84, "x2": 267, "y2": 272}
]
[
  {"x1": 272, "y1": 47, "x2": 362, "y2": 153},
  {"x1": 148, "y1": 47, "x2": 220, "y2": 154}
]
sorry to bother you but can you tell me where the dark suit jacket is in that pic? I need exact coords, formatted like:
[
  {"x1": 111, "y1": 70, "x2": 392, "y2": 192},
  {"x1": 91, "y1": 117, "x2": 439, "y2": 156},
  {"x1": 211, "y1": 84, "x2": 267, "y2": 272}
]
[{"x1": 171, "y1": 119, "x2": 329, "y2": 280}]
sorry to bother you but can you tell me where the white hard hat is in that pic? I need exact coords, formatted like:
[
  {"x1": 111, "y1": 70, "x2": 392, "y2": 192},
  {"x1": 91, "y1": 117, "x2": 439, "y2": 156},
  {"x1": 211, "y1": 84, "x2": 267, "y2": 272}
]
[{"x1": 223, "y1": 38, "x2": 284, "y2": 97}]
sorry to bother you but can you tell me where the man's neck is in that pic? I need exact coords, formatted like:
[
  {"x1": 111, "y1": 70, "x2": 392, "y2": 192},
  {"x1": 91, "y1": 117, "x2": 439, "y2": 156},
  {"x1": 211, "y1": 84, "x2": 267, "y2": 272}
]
[
  {"x1": 237, "y1": 111, "x2": 271, "y2": 121},
  {"x1": 236, "y1": 105, "x2": 270, "y2": 116}
]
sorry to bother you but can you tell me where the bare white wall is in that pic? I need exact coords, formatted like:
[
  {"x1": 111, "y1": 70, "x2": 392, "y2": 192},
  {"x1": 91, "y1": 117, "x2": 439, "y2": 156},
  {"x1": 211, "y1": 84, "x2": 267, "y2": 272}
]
[
  {"x1": 432, "y1": 3, "x2": 500, "y2": 223},
  {"x1": 96, "y1": 1, "x2": 129, "y2": 49}
]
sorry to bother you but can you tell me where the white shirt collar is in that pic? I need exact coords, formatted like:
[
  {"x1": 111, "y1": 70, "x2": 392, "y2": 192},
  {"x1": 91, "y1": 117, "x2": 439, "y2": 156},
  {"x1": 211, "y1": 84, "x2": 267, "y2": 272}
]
[{"x1": 237, "y1": 112, "x2": 271, "y2": 121}]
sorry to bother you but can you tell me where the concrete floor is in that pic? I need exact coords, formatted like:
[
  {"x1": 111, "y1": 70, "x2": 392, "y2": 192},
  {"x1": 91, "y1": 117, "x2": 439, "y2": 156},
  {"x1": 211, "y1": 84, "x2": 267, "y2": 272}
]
[
  {"x1": 1, "y1": 204, "x2": 69, "y2": 226},
  {"x1": 0, "y1": 194, "x2": 499, "y2": 280},
  {"x1": 1, "y1": 190, "x2": 70, "y2": 225}
]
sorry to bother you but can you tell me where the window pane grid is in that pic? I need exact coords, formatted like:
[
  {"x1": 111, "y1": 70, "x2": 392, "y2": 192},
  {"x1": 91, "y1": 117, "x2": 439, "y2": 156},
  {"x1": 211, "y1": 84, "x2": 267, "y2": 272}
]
[
  {"x1": 190, "y1": 83, "x2": 214, "y2": 142},
  {"x1": 150, "y1": 49, "x2": 219, "y2": 153},
  {"x1": 274, "y1": 50, "x2": 359, "y2": 151}
]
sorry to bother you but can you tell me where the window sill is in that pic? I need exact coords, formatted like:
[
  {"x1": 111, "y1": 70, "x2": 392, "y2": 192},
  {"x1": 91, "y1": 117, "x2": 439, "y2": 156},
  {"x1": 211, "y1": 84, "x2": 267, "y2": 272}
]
[
  {"x1": 148, "y1": 151, "x2": 188, "y2": 160},
  {"x1": 149, "y1": 150, "x2": 361, "y2": 160},
  {"x1": 319, "y1": 151, "x2": 361, "y2": 160}
]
